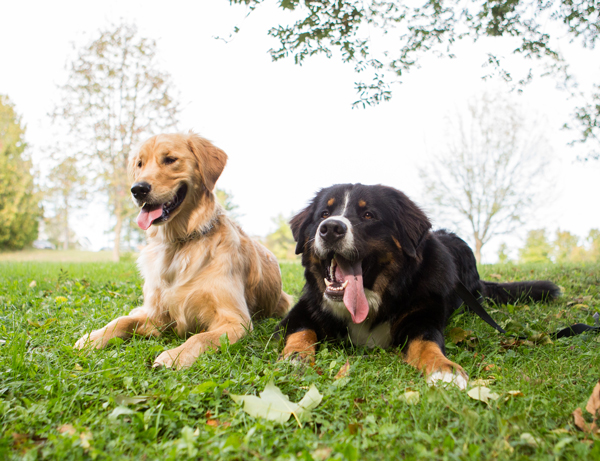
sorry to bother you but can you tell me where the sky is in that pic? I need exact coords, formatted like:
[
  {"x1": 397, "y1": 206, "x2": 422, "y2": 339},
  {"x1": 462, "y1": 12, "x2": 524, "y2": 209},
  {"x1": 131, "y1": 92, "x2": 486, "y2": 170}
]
[{"x1": 1, "y1": 0, "x2": 599, "y2": 262}]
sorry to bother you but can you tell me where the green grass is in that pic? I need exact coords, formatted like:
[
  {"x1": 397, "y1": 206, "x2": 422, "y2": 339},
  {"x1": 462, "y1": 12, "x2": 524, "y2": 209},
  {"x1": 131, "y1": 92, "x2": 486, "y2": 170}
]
[{"x1": 1, "y1": 261, "x2": 600, "y2": 460}]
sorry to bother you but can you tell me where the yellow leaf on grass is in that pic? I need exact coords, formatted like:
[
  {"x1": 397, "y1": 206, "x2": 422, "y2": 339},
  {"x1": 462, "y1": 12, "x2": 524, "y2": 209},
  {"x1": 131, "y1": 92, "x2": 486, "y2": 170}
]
[
  {"x1": 334, "y1": 360, "x2": 350, "y2": 380},
  {"x1": 467, "y1": 386, "x2": 500, "y2": 404},
  {"x1": 58, "y1": 424, "x2": 77, "y2": 436},
  {"x1": 231, "y1": 380, "x2": 322, "y2": 425},
  {"x1": 55, "y1": 296, "x2": 68, "y2": 303},
  {"x1": 470, "y1": 379, "x2": 492, "y2": 387},
  {"x1": 399, "y1": 390, "x2": 420, "y2": 405},
  {"x1": 29, "y1": 280, "x2": 36, "y2": 288}
]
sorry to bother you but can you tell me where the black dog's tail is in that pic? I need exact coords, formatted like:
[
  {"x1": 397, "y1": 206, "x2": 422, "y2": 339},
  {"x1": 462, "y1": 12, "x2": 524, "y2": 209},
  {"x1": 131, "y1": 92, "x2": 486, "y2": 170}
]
[{"x1": 481, "y1": 280, "x2": 561, "y2": 305}]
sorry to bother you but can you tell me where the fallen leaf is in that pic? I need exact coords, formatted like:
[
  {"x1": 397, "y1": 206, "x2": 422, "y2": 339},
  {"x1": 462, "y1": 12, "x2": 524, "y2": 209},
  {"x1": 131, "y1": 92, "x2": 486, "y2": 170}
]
[
  {"x1": 29, "y1": 280, "x2": 36, "y2": 288},
  {"x1": 573, "y1": 408, "x2": 591, "y2": 433},
  {"x1": 73, "y1": 364, "x2": 83, "y2": 371},
  {"x1": 311, "y1": 447, "x2": 333, "y2": 461},
  {"x1": 206, "y1": 419, "x2": 231, "y2": 428},
  {"x1": 490, "y1": 273, "x2": 502, "y2": 280},
  {"x1": 505, "y1": 390, "x2": 524, "y2": 401},
  {"x1": 448, "y1": 327, "x2": 471, "y2": 344},
  {"x1": 108, "y1": 406, "x2": 136, "y2": 422},
  {"x1": 467, "y1": 386, "x2": 500, "y2": 405},
  {"x1": 529, "y1": 333, "x2": 553, "y2": 345},
  {"x1": 520, "y1": 432, "x2": 540, "y2": 447},
  {"x1": 79, "y1": 430, "x2": 92, "y2": 449},
  {"x1": 399, "y1": 390, "x2": 420, "y2": 405},
  {"x1": 348, "y1": 423, "x2": 362, "y2": 435},
  {"x1": 586, "y1": 380, "x2": 600, "y2": 418},
  {"x1": 114, "y1": 395, "x2": 149, "y2": 406},
  {"x1": 55, "y1": 296, "x2": 68, "y2": 303},
  {"x1": 470, "y1": 379, "x2": 492, "y2": 387},
  {"x1": 58, "y1": 424, "x2": 77, "y2": 436},
  {"x1": 27, "y1": 318, "x2": 58, "y2": 329},
  {"x1": 334, "y1": 360, "x2": 350, "y2": 380},
  {"x1": 230, "y1": 380, "x2": 322, "y2": 425}
]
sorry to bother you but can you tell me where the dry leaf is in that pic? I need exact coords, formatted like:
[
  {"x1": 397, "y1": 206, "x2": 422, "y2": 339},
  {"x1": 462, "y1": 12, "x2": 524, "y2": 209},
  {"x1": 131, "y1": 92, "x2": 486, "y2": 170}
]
[
  {"x1": 573, "y1": 408, "x2": 591, "y2": 434},
  {"x1": 114, "y1": 395, "x2": 149, "y2": 406},
  {"x1": 334, "y1": 360, "x2": 350, "y2": 380},
  {"x1": 79, "y1": 431, "x2": 92, "y2": 449},
  {"x1": 490, "y1": 274, "x2": 502, "y2": 280},
  {"x1": 55, "y1": 296, "x2": 68, "y2": 303},
  {"x1": 467, "y1": 386, "x2": 500, "y2": 405},
  {"x1": 29, "y1": 280, "x2": 36, "y2": 288},
  {"x1": 520, "y1": 433, "x2": 540, "y2": 447},
  {"x1": 348, "y1": 423, "x2": 362, "y2": 435},
  {"x1": 505, "y1": 390, "x2": 524, "y2": 401},
  {"x1": 586, "y1": 380, "x2": 600, "y2": 418},
  {"x1": 58, "y1": 424, "x2": 77, "y2": 436},
  {"x1": 230, "y1": 380, "x2": 322, "y2": 425},
  {"x1": 311, "y1": 447, "x2": 333, "y2": 461},
  {"x1": 448, "y1": 327, "x2": 471, "y2": 344}
]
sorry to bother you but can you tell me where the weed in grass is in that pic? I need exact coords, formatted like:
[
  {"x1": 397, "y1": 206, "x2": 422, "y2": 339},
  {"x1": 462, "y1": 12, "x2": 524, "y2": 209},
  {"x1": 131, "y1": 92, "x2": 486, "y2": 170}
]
[{"x1": 1, "y1": 261, "x2": 600, "y2": 459}]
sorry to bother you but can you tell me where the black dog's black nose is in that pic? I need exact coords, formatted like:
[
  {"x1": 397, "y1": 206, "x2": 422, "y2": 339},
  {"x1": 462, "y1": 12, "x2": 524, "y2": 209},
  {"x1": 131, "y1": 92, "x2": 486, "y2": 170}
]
[
  {"x1": 319, "y1": 219, "x2": 347, "y2": 243},
  {"x1": 131, "y1": 182, "x2": 151, "y2": 200}
]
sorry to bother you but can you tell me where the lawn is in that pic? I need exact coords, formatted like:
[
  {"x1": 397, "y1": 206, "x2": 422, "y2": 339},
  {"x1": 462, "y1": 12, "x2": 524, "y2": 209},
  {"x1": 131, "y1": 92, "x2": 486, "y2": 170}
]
[{"x1": 1, "y1": 260, "x2": 600, "y2": 460}]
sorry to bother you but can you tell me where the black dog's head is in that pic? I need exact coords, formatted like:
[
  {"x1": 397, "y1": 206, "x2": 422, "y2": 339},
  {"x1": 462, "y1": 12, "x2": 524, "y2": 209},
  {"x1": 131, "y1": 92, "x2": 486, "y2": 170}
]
[{"x1": 290, "y1": 184, "x2": 431, "y2": 323}]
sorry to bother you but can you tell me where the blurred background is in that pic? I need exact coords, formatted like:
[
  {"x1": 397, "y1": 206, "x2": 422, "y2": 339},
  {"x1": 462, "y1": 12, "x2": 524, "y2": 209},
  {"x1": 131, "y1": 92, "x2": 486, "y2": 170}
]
[{"x1": 0, "y1": 0, "x2": 598, "y2": 264}]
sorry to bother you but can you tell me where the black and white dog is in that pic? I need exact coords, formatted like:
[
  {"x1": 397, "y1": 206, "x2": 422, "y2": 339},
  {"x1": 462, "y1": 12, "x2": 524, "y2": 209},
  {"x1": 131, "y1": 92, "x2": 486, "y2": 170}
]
[{"x1": 278, "y1": 183, "x2": 559, "y2": 389}]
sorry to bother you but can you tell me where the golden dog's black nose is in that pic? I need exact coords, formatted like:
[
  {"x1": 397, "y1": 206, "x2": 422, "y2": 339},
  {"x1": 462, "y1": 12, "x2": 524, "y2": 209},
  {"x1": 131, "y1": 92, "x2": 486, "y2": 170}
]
[
  {"x1": 131, "y1": 182, "x2": 151, "y2": 200},
  {"x1": 319, "y1": 219, "x2": 347, "y2": 243}
]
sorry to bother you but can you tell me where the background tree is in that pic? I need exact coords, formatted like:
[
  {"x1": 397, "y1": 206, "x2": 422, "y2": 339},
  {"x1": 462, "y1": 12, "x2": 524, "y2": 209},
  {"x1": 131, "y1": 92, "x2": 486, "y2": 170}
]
[
  {"x1": 588, "y1": 229, "x2": 600, "y2": 261},
  {"x1": 0, "y1": 95, "x2": 39, "y2": 250},
  {"x1": 497, "y1": 242, "x2": 510, "y2": 264},
  {"x1": 216, "y1": 189, "x2": 242, "y2": 221},
  {"x1": 519, "y1": 229, "x2": 552, "y2": 264},
  {"x1": 263, "y1": 214, "x2": 297, "y2": 261},
  {"x1": 420, "y1": 93, "x2": 549, "y2": 263},
  {"x1": 53, "y1": 23, "x2": 180, "y2": 261},
  {"x1": 45, "y1": 156, "x2": 87, "y2": 250},
  {"x1": 229, "y1": 0, "x2": 600, "y2": 159},
  {"x1": 553, "y1": 229, "x2": 582, "y2": 263}
]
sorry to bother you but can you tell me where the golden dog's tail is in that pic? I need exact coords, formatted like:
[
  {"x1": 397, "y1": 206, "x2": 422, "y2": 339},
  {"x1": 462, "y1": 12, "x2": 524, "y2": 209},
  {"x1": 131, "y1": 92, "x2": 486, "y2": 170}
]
[{"x1": 274, "y1": 291, "x2": 294, "y2": 317}]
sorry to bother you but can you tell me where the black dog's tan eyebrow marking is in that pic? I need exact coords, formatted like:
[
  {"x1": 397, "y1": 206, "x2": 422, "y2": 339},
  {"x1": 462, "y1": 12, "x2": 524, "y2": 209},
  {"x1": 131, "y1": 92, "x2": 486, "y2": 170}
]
[
  {"x1": 358, "y1": 199, "x2": 366, "y2": 207},
  {"x1": 327, "y1": 197, "x2": 335, "y2": 206}
]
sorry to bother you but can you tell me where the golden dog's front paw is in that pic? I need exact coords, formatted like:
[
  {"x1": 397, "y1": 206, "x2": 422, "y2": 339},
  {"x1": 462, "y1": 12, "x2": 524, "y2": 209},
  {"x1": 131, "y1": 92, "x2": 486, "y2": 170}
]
[
  {"x1": 74, "y1": 331, "x2": 105, "y2": 350},
  {"x1": 153, "y1": 346, "x2": 196, "y2": 370}
]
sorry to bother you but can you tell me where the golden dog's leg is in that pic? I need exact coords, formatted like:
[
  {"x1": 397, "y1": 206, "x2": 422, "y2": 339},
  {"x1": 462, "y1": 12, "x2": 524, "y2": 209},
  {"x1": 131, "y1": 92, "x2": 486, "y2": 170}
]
[
  {"x1": 153, "y1": 317, "x2": 250, "y2": 369},
  {"x1": 281, "y1": 329, "x2": 318, "y2": 363},
  {"x1": 403, "y1": 338, "x2": 468, "y2": 389},
  {"x1": 74, "y1": 307, "x2": 162, "y2": 350}
]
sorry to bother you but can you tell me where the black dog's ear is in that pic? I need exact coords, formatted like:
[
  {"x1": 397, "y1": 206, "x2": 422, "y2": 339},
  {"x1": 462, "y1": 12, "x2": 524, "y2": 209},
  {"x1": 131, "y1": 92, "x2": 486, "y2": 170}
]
[
  {"x1": 290, "y1": 205, "x2": 314, "y2": 255},
  {"x1": 391, "y1": 189, "x2": 431, "y2": 259}
]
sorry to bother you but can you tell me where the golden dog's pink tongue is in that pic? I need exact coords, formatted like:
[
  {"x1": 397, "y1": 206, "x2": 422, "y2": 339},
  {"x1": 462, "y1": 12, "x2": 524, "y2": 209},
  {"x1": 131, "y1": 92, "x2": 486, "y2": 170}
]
[
  {"x1": 137, "y1": 206, "x2": 163, "y2": 230},
  {"x1": 335, "y1": 258, "x2": 369, "y2": 324}
]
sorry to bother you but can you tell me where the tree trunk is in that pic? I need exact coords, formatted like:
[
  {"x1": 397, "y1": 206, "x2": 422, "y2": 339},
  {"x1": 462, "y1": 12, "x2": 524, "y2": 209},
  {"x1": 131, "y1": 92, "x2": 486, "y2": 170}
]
[
  {"x1": 113, "y1": 200, "x2": 122, "y2": 262},
  {"x1": 474, "y1": 238, "x2": 483, "y2": 265}
]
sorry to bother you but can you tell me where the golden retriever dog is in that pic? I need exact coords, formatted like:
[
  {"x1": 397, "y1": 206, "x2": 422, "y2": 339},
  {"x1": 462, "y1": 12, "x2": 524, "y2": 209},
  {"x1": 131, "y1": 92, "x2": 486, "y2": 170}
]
[{"x1": 74, "y1": 132, "x2": 292, "y2": 368}]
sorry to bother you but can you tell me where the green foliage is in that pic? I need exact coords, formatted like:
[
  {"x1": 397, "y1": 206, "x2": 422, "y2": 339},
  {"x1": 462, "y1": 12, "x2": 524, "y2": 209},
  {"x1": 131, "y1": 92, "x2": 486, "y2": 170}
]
[
  {"x1": 263, "y1": 213, "x2": 298, "y2": 261},
  {"x1": 1, "y1": 261, "x2": 600, "y2": 458},
  {"x1": 497, "y1": 242, "x2": 510, "y2": 264},
  {"x1": 230, "y1": 0, "x2": 600, "y2": 158},
  {"x1": 216, "y1": 188, "x2": 241, "y2": 221},
  {"x1": 0, "y1": 95, "x2": 39, "y2": 250},
  {"x1": 519, "y1": 229, "x2": 552, "y2": 263},
  {"x1": 553, "y1": 228, "x2": 582, "y2": 263},
  {"x1": 53, "y1": 22, "x2": 181, "y2": 260}
]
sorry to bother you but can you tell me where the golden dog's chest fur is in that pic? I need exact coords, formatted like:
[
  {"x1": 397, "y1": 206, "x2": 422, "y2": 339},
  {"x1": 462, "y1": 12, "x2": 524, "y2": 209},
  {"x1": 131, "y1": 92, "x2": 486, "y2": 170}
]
[
  {"x1": 139, "y1": 209, "x2": 286, "y2": 337},
  {"x1": 74, "y1": 132, "x2": 291, "y2": 369}
]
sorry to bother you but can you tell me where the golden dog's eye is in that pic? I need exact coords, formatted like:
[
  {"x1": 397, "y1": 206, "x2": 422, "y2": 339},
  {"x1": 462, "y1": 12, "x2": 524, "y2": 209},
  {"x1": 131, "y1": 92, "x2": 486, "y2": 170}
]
[
  {"x1": 163, "y1": 157, "x2": 176, "y2": 165},
  {"x1": 364, "y1": 211, "x2": 374, "y2": 219},
  {"x1": 137, "y1": 160, "x2": 142, "y2": 168},
  {"x1": 321, "y1": 210, "x2": 330, "y2": 219}
]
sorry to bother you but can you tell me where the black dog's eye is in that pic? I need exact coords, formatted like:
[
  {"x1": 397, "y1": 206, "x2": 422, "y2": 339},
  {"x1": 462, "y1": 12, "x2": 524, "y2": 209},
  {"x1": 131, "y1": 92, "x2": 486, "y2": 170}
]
[
  {"x1": 321, "y1": 210, "x2": 330, "y2": 219},
  {"x1": 137, "y1": 160, "x2": 142, "y2": 168},
  {"x1": 363, "y1": 211, "x2": 375, "y2": 220},
  {"x1": 163, "y1": 157, "x2": 177, "y2": 165}
]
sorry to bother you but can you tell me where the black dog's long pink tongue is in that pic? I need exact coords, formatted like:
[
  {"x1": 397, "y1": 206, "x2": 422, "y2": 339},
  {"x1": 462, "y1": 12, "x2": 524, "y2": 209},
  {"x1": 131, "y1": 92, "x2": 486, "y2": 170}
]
[
  {"x1": 335, "y1": 257, "x2": 369, "y2": 324},
  {"x1": 137, "y1": 206, "x2": 163, "y2": 230}
]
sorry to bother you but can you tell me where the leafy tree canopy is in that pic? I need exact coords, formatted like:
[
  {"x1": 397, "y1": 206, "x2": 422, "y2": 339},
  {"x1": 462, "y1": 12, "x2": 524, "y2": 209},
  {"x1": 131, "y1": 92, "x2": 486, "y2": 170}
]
[
  {"x1": 0, "y1": 95, "x2": 39, "y2": 250},
  {"x1": 229, "y1": 0, "x2": 600, "y2": 159}
]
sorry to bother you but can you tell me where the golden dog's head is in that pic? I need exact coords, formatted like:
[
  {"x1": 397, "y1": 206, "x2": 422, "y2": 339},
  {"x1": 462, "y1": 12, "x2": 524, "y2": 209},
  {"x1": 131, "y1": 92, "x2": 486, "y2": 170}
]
[{"x1": 128, "y1": 132, "x2": 227, "y2": 233}]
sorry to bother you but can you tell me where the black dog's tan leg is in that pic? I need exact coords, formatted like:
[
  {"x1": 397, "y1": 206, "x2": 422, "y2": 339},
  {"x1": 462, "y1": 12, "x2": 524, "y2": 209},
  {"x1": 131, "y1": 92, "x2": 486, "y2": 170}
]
[
  {"x1": 404, "y1": 339, "x2": 468, "y2": 390},
  {"x1": 153, "y1": 316, "x2": 250, "y2": 369},
  {"x1": 281, "y1": 329, "x2": 318, "y2": 363},
  {"x1": 74, "y1": 307, "x2": 163, "y2": 350}
]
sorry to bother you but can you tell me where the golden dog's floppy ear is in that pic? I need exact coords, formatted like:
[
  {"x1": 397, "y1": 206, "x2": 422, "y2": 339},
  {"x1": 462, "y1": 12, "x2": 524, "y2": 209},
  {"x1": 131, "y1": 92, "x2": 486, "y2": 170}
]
[{"x1": 187, "y1": 133, "x2": 228, "y2": 191}]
